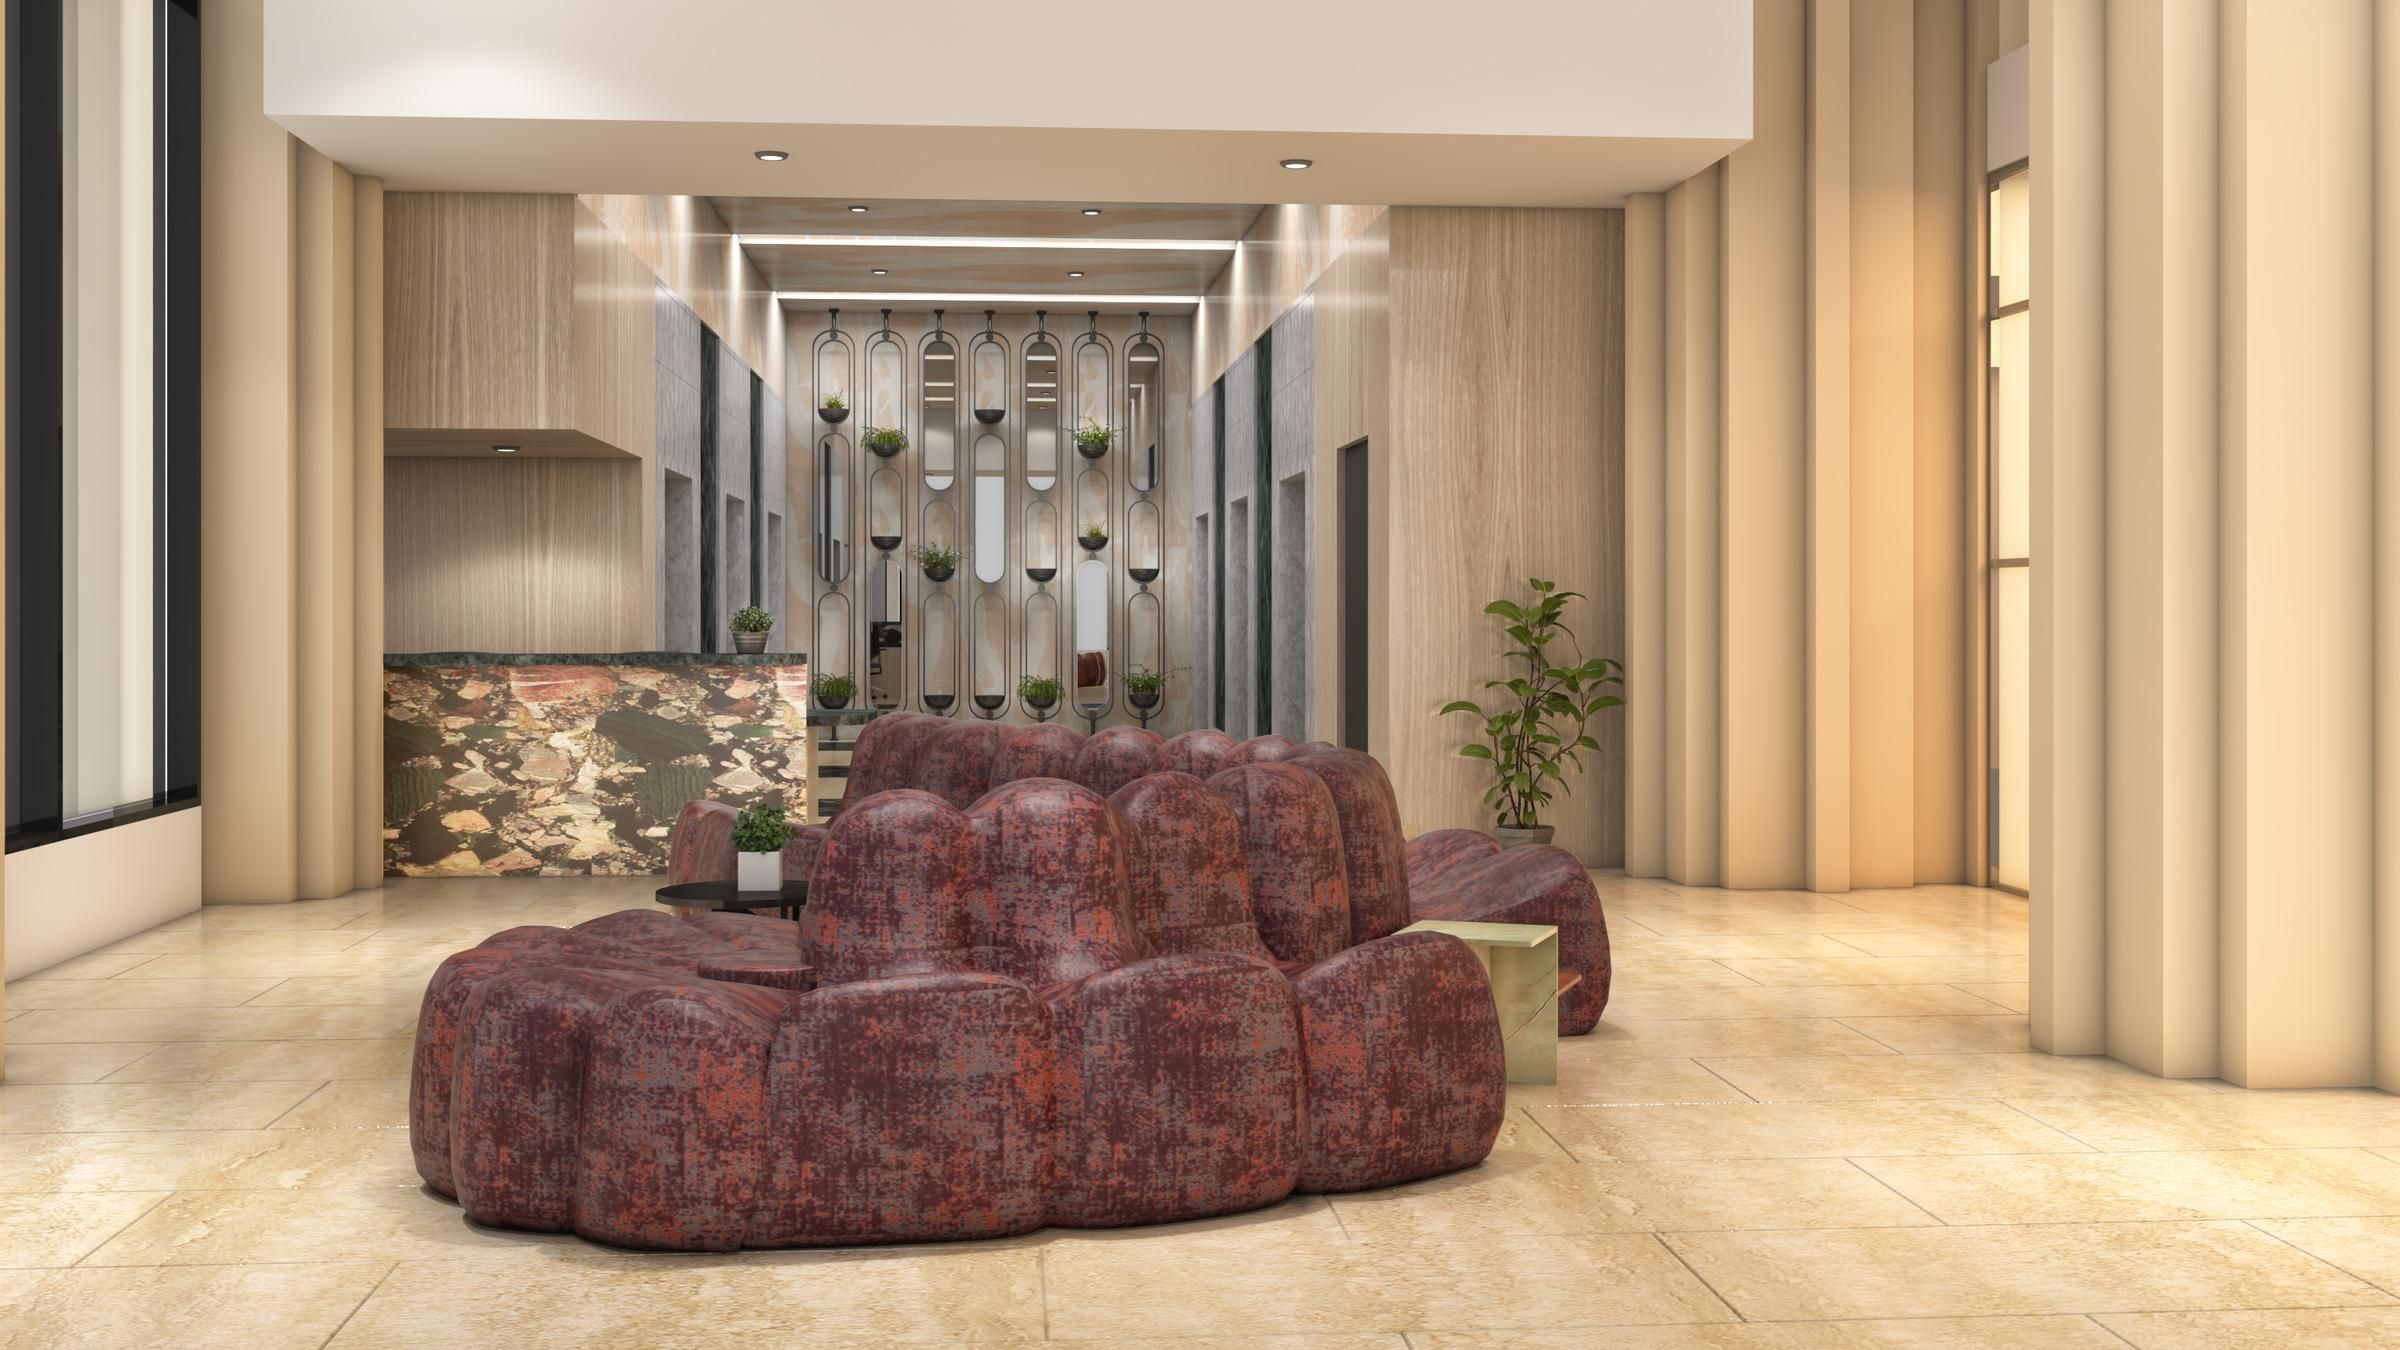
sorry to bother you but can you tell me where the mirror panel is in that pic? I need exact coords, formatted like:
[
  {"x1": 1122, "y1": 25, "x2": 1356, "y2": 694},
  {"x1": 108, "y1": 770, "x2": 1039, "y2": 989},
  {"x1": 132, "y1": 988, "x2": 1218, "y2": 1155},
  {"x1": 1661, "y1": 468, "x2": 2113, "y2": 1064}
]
[
  {"x1": 814, "y1": 432, "x2": 851, "y2": 584},
  {"x1": 971, "y1": 333, "x2": 1007, "y2": 423},
  {"x1": 865, "y1": 331, "x2": 905, "y2": 442},
  {"x1": 1074, "y1": 338, "x2": 1109, "y2": 429},
  {"x1": 921, "y1": 334, "x2": 957, "y2": 490},
  {"x1": 866, "y1": 557, "x2": 904, "y2": 709},
  {"x1": 1126, "y1": 336, "x2": 1163, "y2": 493},
  {"x1": 1024, "y1": 333, "x2": 1060, "y2": 491},
  {"x1": 920, "y1": 590, "x2": 958, "y2": 714},
  {"x1": 867, "y1": 467, "x2": 903, "y2": 554},
  {"x1": 1073, "y1": 557, "x2": 1112, "y2": 717},
  {"x1": 1022, "y1": 498, "x2": 1058, "y2": 582},
  {"x1": 972, "y1": 591, "x2": 1009, "y2": 714},
  {"x1": 1022, "y1": 588, "x2": 1059, "y2": 689},
  {"x1": 921, "y1": 496, "x2": 957, "y2": 555},
  {"x1": 814, "y1": 330, "x2": 853, "y2": 409},
  {"x1": 1127, "y1": 589, "x2": 1162, "y2": 680},
  {"x1": 1076, "y1": 468, "x2": 1109, "y2": 547},
  {"x1": 1127, "y1": 498, "x2": 1162, "y2": 583},
  {"x1": 813, "y1": 592, "x2": 851, "y2": 702},
  {"x1": 974, "y1": 432, "x2": 1007, "y2": 584}
]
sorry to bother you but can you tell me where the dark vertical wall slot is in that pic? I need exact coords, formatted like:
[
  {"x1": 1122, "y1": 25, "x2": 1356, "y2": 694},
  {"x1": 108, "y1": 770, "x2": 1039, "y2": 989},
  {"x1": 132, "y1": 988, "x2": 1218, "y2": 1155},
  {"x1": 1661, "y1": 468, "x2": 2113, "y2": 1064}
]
[
  {"x1": 7, "y1": 0, "x2": 66, "y2": 834},
  {"x1": 748, "y1": 370, "x2": 764, "y2": 605},
  {"x1": 698, "y1": 333, "x2": 720, "y2": 652},
  {"x1": 158, "y1": 0, "x2": 201, "y2": 798},
  {"x1": 1252, "y1": 331, "x2": 1274, "y2": 735},
  {"x1": 1210, "y1": 378, "x2": 1227, "y2": 730},
  {"x1": 1339, "y1": 438, "x2": 1370, "y2": 751}
]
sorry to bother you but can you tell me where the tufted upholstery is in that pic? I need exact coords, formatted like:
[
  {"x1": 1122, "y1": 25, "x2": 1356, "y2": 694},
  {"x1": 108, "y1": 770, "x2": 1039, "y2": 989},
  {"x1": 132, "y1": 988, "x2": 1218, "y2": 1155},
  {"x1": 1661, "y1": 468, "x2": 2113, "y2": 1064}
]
[
  {"x1": 1068, "y1": 725, "x2": 1169, "y2": 798},
  {"x1": 1159, "y1": 727, "x2": 1239, "y2": 778},
  {"x1": 1283, "y1": 745, "x2": 1414, "y2": 946},
  {"x1": 991, "y1": 721, "x2": 1084, "y2": 783},
  {"x1": 1109, "y1": 773, "x2": 1278, "y2": 962},
  {"x1": 1207, "y1": 763, "x2": 1353, "y2": 967}
]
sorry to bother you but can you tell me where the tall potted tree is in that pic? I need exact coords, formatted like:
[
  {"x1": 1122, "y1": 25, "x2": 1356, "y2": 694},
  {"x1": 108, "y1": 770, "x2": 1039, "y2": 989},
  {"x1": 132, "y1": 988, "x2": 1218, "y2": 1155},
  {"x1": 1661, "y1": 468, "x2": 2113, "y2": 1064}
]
[{"x1": 1440, "y1": 578, "x2": 1622, "y2": 848}]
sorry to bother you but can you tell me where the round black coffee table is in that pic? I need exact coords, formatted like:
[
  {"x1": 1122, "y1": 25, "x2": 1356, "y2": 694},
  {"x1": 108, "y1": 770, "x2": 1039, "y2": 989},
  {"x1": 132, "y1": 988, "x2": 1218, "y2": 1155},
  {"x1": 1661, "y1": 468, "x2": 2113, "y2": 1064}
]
[{"x1": 654, "y1": 880, "x2": 809, "y2": 922}]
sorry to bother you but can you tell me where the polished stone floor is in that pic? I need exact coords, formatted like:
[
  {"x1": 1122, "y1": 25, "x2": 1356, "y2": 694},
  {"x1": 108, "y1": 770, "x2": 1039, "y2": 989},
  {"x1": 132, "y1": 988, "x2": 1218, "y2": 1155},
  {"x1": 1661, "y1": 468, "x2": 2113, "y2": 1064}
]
[{"x1": 4, "y1": 874, "x2": 2400, "y2": 1346}]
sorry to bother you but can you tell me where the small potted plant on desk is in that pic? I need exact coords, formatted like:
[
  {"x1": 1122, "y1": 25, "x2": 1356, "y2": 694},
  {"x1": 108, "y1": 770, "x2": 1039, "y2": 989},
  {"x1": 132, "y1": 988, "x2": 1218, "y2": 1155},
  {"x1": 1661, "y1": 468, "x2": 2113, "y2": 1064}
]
[
  {"x1": 731, "y1": 799, "x2": 790, "y2": 891},
  {"x1": 911, "y1": 541, "x2": 961, "y2": 583},
  {"x1": 1439, "y1": 577, "x2": 1623, "y2": 849},
  {"x1": 730, "y1": 606, "x2": 774, "y2": 655},
  {"x1": 1018, "y1": 673, "x2": 1063, "y2": 719},
  {"x1": 819, "y1": 394, "x2": 849, "y2": 424},
  {"x1": 1078, "y1": 523, "x2": 1109, "y2": 552},
  {"x1": 864, "y1": 425, "x2": 907, "y2": 458},
  {"x1": 1073, "y1": 419, "x2": 1115, "y2": 460},
  {"x1": 815, "y1": 673, "x2": 855, "y2": 711}
]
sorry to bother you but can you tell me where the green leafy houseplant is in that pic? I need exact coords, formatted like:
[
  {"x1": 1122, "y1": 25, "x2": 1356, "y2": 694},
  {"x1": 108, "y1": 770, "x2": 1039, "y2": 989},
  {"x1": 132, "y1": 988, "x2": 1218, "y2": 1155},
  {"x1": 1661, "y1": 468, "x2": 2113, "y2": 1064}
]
[
  {"x1": 820, "y1": 394, "x2": 845, "y2": 412},
  {"x1": 1017, "y1": 673, "x2": 1063, "y2": 708},
  {"x1": 814, "y1": 673, "x2": 856, "y2": 709},
  {"x1": 1121, "y1": 666, "x2": 1166, "y2": 696},
  {"x1": 1073, "y1": 419, "x2": 1115, "y2": 456},
  {"x1": 1079, "y1": 523, "x2": 1109, "y2": 551},
  {"x1": 864, "y1": 425, "x2": 908, "y2": 455},
  {"x1": 731, "y1": 799, "x2": 792, "y2": 853},
  {"x1": 1439, "y1": 578, "x2": 1623, "y2": 837},
  {"x1": 910, "y1": 542, "x2": 962, "y2": 580},
  {"x1": 730, "y1": 606, "x2": 774, "y2": 634}
]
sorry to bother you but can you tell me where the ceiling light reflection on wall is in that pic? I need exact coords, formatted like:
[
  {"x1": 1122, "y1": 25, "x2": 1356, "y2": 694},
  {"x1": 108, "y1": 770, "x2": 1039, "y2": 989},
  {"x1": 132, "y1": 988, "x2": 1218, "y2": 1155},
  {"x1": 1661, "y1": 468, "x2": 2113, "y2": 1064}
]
[
  {"x1": 872, "y1": 268, "x2": 888, "y2": 275},
  {"x1": 742, "y1": 235, "x2": 1234, "y2": 253},
  {"x1": 754, "y1": 149, "x2": 789, "y2": 162}
]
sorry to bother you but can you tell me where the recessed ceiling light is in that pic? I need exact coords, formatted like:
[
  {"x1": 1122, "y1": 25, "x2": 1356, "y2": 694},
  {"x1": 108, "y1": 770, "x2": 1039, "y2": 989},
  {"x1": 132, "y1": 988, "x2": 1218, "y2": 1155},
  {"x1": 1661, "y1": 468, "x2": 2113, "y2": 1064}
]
[
  {"x1": 1279, "y1": 157, "x2": 1314, "y2": 170},
  {"x1": 493, "y1": 444, "x2": 519, "y2": 454},
  {"x1": 872, "y1": 268, "x2": 888, "y2": 275},
  {"x1": 753, "y1": 149, "x2": 789, "y2": 162},
  {"x1": 848, "y1": 204, "x2": 869, "y2": 213},
  {"x1": 1068, "y1": 271, "x2": 1084, "y2": 278},
  {"x1": 1081, "y1": 208, "x2": 1103, "y2": 216}
]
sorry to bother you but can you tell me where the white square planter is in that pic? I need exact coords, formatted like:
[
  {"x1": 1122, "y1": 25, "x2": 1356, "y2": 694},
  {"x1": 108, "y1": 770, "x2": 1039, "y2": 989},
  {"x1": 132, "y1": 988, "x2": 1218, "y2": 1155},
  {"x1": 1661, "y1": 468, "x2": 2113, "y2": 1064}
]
[{"x1": 737, "y1": 851, "x2": 781, "y2": 892}]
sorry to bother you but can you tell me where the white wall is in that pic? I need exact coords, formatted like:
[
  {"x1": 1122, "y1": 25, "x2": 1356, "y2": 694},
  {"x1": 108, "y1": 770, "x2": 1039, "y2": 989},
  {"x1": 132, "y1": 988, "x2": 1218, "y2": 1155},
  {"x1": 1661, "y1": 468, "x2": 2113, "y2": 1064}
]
[{"x1": 3, "y1": 808, "x2": 203, "y2": 979}]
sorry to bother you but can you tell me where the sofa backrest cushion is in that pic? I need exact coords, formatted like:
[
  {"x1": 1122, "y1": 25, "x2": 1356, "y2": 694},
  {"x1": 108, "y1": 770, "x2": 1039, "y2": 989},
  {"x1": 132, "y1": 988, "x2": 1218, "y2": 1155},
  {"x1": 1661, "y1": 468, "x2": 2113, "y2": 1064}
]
[
  {"x1": 803, "y1": 789, "x2": 981, "y2": 985},
  {"x1": 1108, "y1": 772, "x2": 1275, "y2": 961},
  {"x1": 1070, "y1": 726, "x2": 1167, "y2": 799},
  {"x1": 968, "y1": 778, "x2": 1151, "y2": 987},
  {"x1": 844, "y1": 711, "x2": 938, "y2": 804},
  {"x1": 1206, "y1": 763, "x2": 1352, "y2": 966},
  {"x1": 1285, "y1": 746, "x2": 1413, "y2": 944},
  {"x1": 1160, "y1": 728, "x2": 1237, "y2": 778},
  {"x1": 1223, "y1": 733, "x2": 1305, "y2": 766},
  {"x1": 920, "y1": 719, "x2": 1009, "y2": 808},
  {"x1": 991, "y1": 722, "x2": 1083, "y2": 785}
]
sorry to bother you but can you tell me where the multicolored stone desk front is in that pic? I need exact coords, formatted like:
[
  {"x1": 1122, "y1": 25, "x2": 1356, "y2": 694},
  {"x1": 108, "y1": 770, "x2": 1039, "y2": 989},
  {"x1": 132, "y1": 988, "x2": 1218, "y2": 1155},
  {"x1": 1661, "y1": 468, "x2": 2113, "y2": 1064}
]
[{"x1": 383, "y1": 653, "x2": 809, "y2": 877}]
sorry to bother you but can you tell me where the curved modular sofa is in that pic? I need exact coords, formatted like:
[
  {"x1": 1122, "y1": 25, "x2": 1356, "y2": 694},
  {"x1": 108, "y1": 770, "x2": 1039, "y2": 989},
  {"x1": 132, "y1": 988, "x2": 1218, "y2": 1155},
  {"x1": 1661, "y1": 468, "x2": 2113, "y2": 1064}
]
[
  {"x1": 411, "y1": 774, "x2": 1506, "y2": 1251},
  {"x1": 673, "y1": 715, "x2": 1611, "y2": 1033}
]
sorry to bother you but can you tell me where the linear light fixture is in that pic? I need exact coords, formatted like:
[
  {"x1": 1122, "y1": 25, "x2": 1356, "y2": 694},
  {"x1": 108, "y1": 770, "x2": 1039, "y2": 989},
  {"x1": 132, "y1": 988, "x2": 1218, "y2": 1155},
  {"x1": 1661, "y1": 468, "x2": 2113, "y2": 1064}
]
[
  {"x1": 777, "y1": 290, "x2": 1200, "y2": 307},
  {"x1": 743, "y1": 235, "x2": 1235, "y2": 252}
]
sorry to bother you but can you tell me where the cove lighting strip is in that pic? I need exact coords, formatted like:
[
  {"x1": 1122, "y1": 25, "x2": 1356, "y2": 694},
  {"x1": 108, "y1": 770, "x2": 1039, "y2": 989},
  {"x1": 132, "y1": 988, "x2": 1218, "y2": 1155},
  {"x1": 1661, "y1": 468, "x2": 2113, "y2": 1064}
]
[
  {"x1": 740, "y1": 234, "x2": 1237, "y2": 252},
  {"x1": 776, "y1": 291, "x2": 1201, "y2": 307}
]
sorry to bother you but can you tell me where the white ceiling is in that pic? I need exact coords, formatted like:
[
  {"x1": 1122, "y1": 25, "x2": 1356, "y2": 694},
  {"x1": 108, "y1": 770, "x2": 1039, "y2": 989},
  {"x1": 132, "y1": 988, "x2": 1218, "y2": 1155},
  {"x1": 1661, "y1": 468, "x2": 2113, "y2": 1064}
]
[{"x1": 263, "y1": 1, "x2": 1752, "y2": 207}]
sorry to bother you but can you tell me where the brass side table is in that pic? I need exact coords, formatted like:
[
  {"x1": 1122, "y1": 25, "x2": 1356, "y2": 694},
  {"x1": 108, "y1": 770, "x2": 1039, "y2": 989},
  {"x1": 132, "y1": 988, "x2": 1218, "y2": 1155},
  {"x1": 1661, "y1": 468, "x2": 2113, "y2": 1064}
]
[{"x1": 1399, "y1": 919, "x2": 1573, "y2": 1084}]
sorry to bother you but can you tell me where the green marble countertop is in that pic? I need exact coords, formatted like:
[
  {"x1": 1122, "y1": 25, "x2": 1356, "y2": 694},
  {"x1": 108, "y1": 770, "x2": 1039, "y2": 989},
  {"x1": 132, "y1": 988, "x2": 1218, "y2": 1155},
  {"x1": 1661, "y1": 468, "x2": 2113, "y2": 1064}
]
[{"x1": 385, "y1": 651, "x2": 808, "y2": 668}]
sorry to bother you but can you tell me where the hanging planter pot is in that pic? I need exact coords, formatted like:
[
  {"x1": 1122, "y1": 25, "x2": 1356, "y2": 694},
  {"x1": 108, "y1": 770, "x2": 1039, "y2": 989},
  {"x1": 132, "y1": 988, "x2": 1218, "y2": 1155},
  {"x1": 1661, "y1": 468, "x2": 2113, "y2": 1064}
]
[
  {"x1": 864, "y1": 428, "x2": 907, "y2": 458},
  {"x1": 1127, "y1": 566, "x2": 1160, "y2": 586},
  {"x1": 1127, "y1": 689, "x2": 1160, "y2": 713},
  {"x1": 870, "y1": 534, "x2": 901, "y2": 554},
  {"x1": 817, "y1": 693, "x2": 850, "y2": 711},
  {"x1": 922, "y1": 563, "x2": 954, "y2": 583},
  {"x1": 972, "y1": 693, "x2": 1007, "y2": 716},
  {"x1": 1077, "y1": 531, "x2": 1108, "y2": 553},
  {"x1": 819, "y1": 403, "x2": 850, "y2": 425},
  {"x1": 973, "y1": 407, "x2": 1005, "y2": 426},
  {"x1": 1025, "y1": 566, "x2": 1056, "y2": 584},
  {"x1": 921, "y1": 693, "x2": 956, "y2": 714}
]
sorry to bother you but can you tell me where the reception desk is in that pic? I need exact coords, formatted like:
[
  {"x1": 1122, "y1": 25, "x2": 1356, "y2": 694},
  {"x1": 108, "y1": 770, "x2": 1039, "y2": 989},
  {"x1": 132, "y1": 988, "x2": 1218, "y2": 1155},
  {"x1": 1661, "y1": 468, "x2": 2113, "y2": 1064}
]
[{"x1": 384, "y1": 653, "x2": 809, "y2": 877}]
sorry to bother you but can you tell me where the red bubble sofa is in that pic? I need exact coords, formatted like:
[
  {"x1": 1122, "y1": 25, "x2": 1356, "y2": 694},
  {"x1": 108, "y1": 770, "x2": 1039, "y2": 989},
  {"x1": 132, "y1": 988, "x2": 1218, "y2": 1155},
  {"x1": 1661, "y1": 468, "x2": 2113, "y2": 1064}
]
[
  {"x1": 671, "y1": 715, "x2": 1611, "y2": 1034},
  {"x1": 411, "y1": 767, "x2": 1507, "y2": 1249}
]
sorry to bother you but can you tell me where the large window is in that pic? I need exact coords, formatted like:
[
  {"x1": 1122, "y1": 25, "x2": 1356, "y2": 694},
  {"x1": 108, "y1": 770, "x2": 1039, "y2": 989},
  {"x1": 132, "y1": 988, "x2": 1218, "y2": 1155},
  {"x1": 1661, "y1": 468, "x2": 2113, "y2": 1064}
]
[
  {"x1": 1987, "y1": 161, "x2": 2029, "y2": 894},
  {"x1": 6, "y1": 0, "x2": 199, "y2": 850}
]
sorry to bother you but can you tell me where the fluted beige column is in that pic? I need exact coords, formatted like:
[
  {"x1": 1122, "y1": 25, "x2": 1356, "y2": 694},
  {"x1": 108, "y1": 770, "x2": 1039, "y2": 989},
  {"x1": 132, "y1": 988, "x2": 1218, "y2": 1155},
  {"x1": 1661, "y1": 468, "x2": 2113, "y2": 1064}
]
[
  {"x1": 2101, "y1": 0, "x2": 2220, "y2": 1079},
  {"x1": 2027, "y1": 0, "x2": 2106, "y2": 1056},
  {"x1": 1807, "y1": 0, "x2": 1856, "y2": 896},
  {"x1": 354, "y1": 178, "x2": 386, "y2": 889},
  {"x1": 1662, "y1": 167, "x2": 1724, "y2": 886},
  {"x1": 2376, "y1": 0, "x2": 2400, "y2": 1092},
  {"x1": 2216, "y1": 0, "x2": 2374, "y2": 1087},
  {"x1": 1720, "y1": 0, "x2": 1810, "y2": 889},
  {"x1": 1623, "y1": 195, "x2": 1668, "y2": 878}
]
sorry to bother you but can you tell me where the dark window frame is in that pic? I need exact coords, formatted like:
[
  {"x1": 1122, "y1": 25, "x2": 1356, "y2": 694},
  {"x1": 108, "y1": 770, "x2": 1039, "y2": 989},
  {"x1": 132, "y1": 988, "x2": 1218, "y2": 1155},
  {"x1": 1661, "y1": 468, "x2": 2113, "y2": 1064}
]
[{"x1": 5, "y1": 0, "x2": 202, "y2": 853}]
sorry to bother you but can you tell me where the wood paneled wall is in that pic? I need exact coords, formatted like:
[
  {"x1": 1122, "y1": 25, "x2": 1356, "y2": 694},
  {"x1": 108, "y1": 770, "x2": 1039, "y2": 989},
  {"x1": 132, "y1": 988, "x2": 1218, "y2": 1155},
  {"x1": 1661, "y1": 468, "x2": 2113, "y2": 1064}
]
[
  {"x1": 583, "y1": 194, "x2": 783, "y2": 382},
  {"x1": 383, "y1": 458, "x2": 648, "y2": 653}
]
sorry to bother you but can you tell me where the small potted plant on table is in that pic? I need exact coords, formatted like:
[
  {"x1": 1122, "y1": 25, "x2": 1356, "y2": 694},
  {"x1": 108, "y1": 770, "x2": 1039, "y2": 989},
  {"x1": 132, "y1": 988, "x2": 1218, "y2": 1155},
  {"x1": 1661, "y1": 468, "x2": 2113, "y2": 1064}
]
[
  {"x1": 911, "y1": 542, "x2": 961, "y2": 582},
  {"x1": 815, "y1": 673, "x2": 855, "y2": 710},
  {"x1": 864, "y1": 425, "x2": 907, "y2": 458},
  {"x1": 1018, "y1": 673, "x2": 1062, "y2": 716},
  {"x1": 730, "y1": 606, "x2": 773, "y2": 654},
  {"x1": 1078, "y1": 523, "x2": 1109, "y2": 552},
  {"x1": 731, "y1": 799, "x2": 790, "y2": 891},
  {"x1": 1073, "y1": 419, "x2": 1115, "y2": 459},
  {"x1": 819, "y1": 394, "x2": 849, "y2": 424},
  {"x1": 1440, "y1": 578, "x2": 1623, "y2": 849}
]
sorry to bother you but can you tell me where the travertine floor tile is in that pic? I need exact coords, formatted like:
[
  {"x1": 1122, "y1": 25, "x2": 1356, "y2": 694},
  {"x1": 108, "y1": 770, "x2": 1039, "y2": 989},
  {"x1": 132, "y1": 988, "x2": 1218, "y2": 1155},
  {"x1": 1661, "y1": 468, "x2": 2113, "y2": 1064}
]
[
  {"x1": 270, "y1": 1077, "x2": 409, "y2": 1129},
  {"x1": 1698, "y1": 1052, "x2": 2216, "y2": 1102},
  {"x1": 2096, "y1": 1306, "x2": 2400, "y2": 1347},
  {"x1": 242, "y1": 976, "x2": 442, "y2": 1006},
  {"x1": 95, "y1": 951, "x2": 431, "y2": 980},
  {"x1": 1602, "y1": 983, "x2": 2020, "y2": 1021},
  {"x1": 1605, "y1": 960, "x2": 1767, "y2": 991},
  {"x1": 0, "y1": 1042, "x2": 159, "y2": 1084},
  {"x1": 1606, "y1": 934, "x2": 1876, "y2": 960},
  {"x1": 8, "y1": 951, "x2": 161, "y2": 981},
  {"x1": 1505, "y1": 1056, "x2": 1753, "y2": 1108},
  {"x1": 1, "y1": 1127, "x2": 419, "y2": 1192},
  {"x1": 1857, "y1": 1148, "x2": 2400, "y2": 1224},
  {"x1": 328, "y1": 1250, "x2": 1044, "y2": 1347},
  {"x1": 1825, "y1": 929, "x2": 2030, "y2": 958},
  {"x1": 2008, "y1": 1090, "x2": 2400, "y2": 1152},
  {"x1": 83, "y1": 1188, "x2": 582, "y2": 1266},
  {"x1": 0, "y1": 1191, "x2": 166, "y2": 1267},
  {"x1": 1954, "y1": 982, "x2": 2031, "y2": 1013},
  {"x1": 1, "y1": 976, "x2": 288, "y2": 1010},
  {"x1": 2, "y1": 1004, "x2": 417, "y2": 1044},
  {"x1": 2252, "y1": 1217, "x2": 2400, "y2": 1292},
  {"x1": 1529, "y1": 1098, "x2": 2087, "y2": 1162},
  {"x1": 0, "y1": 1260, "x2": 390, "y2": 1347},
  {"x1": 1839, "y1": 1015, "x2": 2032, "y2": 1055},
  {"x1": 1044, "y1": 1229, "x2": 1732, "y2": 1337},
  {"x1": 1665, "y1": 1221, "x2": 2394, "y2": 1319},
  {"x1": 0, "y1": 1080, "x2": 322, "y2": 1133},
  {"x1": 96, "y1": 928, "x2": 379, "y2": 955},
  {"x1": 1716, "y1": 957, "x2": 2032, "y2": 987},
  {"x1": 1406, "y1": 1316, "x2": 2125, "y2": 1348},
  {"x1": 1570, "y1": 1018, "x2": 1896, "y2": 1061},
  {"x1": 1329, "y1": 1156, "x2": 1934, "y2": 1241},
  {"x1": 103, "y1": 1038, "x2": 412, "y2": 1083}
]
